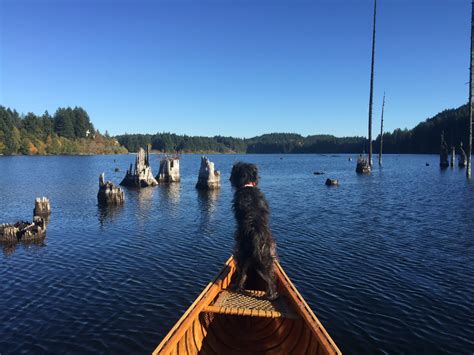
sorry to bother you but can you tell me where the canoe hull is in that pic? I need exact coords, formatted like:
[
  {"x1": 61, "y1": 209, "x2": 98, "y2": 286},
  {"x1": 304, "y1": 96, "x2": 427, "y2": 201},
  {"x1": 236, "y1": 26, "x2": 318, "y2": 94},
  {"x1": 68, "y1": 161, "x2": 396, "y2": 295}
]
[{"x1": 154, "y1": 257, "x2": 341, "y2": 355}]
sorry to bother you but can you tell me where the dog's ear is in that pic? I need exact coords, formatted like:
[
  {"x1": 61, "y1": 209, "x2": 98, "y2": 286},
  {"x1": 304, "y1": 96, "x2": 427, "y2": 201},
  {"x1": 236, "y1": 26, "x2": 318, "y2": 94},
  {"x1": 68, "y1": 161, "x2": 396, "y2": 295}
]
[{"x1": 230, "y1": 162, "x2": 243, "y2": 187}]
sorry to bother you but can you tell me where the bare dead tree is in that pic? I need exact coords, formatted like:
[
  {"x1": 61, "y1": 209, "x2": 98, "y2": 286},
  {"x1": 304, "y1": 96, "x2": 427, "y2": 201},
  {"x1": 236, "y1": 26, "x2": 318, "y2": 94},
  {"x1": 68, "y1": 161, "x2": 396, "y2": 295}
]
[
  {"x1": 468, "y1": 1, "x2": 473, "y2": 179},
  {"x1": 379, "y1": 92, "x2": 385, "y2": 166},
  {"x1": 368, "y1": 0, "x2": 377, "y2": 168}
]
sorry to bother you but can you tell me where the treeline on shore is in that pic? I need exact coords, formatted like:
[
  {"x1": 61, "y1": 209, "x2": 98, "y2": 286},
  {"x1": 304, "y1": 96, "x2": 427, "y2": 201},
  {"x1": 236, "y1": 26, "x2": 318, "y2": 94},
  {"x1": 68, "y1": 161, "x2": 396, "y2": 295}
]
[
  {"x1": 375, "y1": 104, "x2": 470, "y2": 154},
  {"x1": 1, "y1": 103, "x2": 470, "y2": 155},
  {"x1": 116, "y1": 132, "x2": 369, "y2": 154},
  {"x1": 0, "y1": 106, "x2": 127, "y2": 155},
  {"x1": 117, "y1": 103, "x2": 471, "y2": 154}
]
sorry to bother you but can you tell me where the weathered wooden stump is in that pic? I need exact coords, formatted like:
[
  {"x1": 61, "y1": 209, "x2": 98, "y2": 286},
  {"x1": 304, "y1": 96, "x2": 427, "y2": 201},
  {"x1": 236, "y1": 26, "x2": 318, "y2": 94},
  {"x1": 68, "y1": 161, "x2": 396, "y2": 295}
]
[
  {"x1": 98, "y1": 173, "x2": 125, "y2": 205},
  {"x1": 356, "y1": 155, "x2": 371, "y2": 174},
  {"x1": 325, "y1": 178, "x2": 340, "y2": 186},
  {"x1": 450, "y1": 146, "x2": 456, "y2": 167},
  {"x1": 439, "y1": 132, "x2": 449, "y2": 168},
  {"x1": 196, "y1": 156, "x2": 220, "y2": 190},
  {"x1": 156, "y1": 157, "x2": 180, "y2": 183},
  {"x1": 1, "y1": 199, "x2": 47, "y2": 244},
  {"x1": 120, "y1": 146, "x2": 158, "y2": 187},
  {"x1": 34, "y1": 197, "x2": 51, "y2": 218}
]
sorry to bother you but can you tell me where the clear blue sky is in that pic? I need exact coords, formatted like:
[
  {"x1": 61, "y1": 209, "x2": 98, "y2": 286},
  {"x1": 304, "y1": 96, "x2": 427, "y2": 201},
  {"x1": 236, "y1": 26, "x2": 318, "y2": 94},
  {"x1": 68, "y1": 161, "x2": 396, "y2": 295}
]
[{"x1": 0, "y1": 0, "x2": 471, "y2": 138}]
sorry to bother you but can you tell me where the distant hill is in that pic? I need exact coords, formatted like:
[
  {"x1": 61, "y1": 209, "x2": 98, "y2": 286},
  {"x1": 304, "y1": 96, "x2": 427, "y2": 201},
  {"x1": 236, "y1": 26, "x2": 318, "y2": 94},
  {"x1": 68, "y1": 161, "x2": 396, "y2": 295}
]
[
  {"x1": 374, "y1": 104, "x2": 470, "y2": 154},
  {"x1": 0, "y1": 106, "x2": 127, "y2": 155},
  {"x1": 116, "y1": 103, "x2": 471, "y2": 154}
]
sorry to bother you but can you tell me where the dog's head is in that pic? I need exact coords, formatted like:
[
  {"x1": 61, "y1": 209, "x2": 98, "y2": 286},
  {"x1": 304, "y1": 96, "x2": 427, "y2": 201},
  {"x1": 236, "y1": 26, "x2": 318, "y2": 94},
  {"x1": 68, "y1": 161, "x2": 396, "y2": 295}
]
[{"x1": 230, "y1": 162, "x2": 259, "y2": 188}]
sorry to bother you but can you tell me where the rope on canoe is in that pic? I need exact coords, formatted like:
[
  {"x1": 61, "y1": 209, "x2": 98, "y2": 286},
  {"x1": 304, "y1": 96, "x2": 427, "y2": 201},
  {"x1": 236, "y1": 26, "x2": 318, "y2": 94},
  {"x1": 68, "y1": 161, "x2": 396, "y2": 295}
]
[{"x1": 204, "y1": 289, "x2": 299, "y2": 319}]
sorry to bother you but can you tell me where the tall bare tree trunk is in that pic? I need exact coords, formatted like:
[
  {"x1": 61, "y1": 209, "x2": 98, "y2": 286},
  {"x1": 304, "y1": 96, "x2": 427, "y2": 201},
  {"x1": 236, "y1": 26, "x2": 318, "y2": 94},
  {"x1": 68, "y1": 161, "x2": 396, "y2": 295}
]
[
  {"x1": 468, "y1": 1, "x2": 473, "y2": 179},
  {"x1": 368, "y1": 0, "x2": 377, "y2": 167},
  {"x1": 379, "y1": 92, "x2": 385, "y2": 166}
]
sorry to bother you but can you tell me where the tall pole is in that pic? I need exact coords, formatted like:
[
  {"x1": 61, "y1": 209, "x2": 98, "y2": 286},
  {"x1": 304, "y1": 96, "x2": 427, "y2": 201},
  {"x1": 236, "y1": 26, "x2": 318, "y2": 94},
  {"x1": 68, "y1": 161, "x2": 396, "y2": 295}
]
[
  {"x1": 379, "y1": 92, "x2": 385, "y2": 166},
  {"x1": 368, "y1": 0, "x2": 377, "y2": 167},
  {"x1": 468, "y1": 0, "x2": 473, "y2": 179}
]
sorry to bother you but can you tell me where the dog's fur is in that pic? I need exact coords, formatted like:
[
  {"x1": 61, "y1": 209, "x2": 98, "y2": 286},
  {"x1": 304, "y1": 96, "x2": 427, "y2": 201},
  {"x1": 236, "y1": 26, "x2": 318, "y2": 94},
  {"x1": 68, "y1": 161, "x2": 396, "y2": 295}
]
[{"x1": 230, "y1": 162, "x2": 278, "y2": 300}]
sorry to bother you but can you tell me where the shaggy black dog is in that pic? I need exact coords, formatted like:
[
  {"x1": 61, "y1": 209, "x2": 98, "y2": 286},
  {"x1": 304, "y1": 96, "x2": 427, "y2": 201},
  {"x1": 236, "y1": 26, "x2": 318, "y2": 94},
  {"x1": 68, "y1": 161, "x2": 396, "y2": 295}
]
[{"x1": 230, "y1": 162, "x2": 278, "y2": 300}]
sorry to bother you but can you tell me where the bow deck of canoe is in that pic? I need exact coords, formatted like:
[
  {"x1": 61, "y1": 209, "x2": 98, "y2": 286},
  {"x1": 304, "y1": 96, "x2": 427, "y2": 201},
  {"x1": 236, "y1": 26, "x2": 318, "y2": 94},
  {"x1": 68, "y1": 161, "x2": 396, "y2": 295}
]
[{"x1": 153, "y1": 256, "x2": 341, "y2": 354}]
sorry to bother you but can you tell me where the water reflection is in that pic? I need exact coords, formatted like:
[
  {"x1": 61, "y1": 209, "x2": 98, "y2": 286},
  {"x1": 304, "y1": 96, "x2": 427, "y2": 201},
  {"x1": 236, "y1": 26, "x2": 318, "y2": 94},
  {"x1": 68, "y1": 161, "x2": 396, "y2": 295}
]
[
  {"x1": 165, "y1": 183, "x2": 180, "y2": 206},
  {"x1": 158, "y1": 184, "x2": 181, "y2": 217},
  {"x1": 1, "y1": 238, "x2": 46, "y2": 257},
  {"x1": 136, "y1": 187, "x2": 156, "y2": 227},
  {"x1": 97, "y1": 203, "x2": 124, "y2": 227},
  {"x1": 197, "y1": 189, "x2": 220, "y2": 233}
]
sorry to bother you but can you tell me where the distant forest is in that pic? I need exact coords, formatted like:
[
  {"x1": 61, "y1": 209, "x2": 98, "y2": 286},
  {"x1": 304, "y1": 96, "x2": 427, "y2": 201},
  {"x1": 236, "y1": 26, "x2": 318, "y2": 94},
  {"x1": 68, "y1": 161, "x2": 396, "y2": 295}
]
[
  {"x1": 1, "y1": 103, "x2": 470, "y2": 155},
  {"x1": 0, "y1": 106, "x2": 126, "y2": 155},
  {"x1": 117, "y1": 103, "x2": 471, "y2": 154}
]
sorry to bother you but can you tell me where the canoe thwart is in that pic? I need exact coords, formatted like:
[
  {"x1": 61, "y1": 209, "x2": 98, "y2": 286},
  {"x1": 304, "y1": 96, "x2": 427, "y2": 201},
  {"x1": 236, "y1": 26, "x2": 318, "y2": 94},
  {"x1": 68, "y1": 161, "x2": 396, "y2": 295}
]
[{"x1": 204, "y1": 289, "x2": 299, "y2": 319}]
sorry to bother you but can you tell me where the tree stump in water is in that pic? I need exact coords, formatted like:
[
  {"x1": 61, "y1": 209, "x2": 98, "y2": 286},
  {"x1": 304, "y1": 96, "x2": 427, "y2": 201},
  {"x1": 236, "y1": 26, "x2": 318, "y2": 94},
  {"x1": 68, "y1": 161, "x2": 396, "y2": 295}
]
[
  {"x1": 98, "y1": 173, "x2": 125, "y2": 205},
  {"x1": 1, "y1": 199, "x2": 47, "y2": 243},
  {"x1": 156, "y1": 157, "x2": 180, "y2": 183},
  {"x1": 196, "y1": 156, "x2": 221, "y2": 190},
  {"x1": 120, "y1": 146, "x2": 158, "y2": 187},
  {"x1": 325, "y1": 178, "x2": 340, "y2": 186},
  {"x1": 356, "y1": 155, "x2": 371, "y2": 174},
  {"x1": 34, "y1": 197, "x2": 51, "y2": 218},
  {"x1": 450, "y1": 146, "x2": 456, "y2": 167},
  {"x1": 439, "y1": 132, "x2": 449, "y2": 168}
]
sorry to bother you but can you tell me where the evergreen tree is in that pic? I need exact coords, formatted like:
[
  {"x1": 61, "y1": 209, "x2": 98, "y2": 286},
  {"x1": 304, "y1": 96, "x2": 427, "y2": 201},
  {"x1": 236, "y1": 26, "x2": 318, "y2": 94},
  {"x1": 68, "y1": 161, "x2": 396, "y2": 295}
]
[
  {"x1": 73, "y1": 106, "x2": 93, "y2": 138},
  {"x1": 54, "y1": 108, "x2": 75, "y2": 138}
]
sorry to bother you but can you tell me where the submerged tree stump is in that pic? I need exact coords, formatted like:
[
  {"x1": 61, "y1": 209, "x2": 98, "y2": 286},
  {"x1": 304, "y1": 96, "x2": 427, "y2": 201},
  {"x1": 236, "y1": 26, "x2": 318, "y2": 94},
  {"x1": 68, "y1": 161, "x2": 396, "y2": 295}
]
[
  {"x1": 459, "y1": 142, "x2": 467, "y2": 168},
  {"x1": 440, "y1": 132, "x2": 449, "y2": 168},
  {"x1": 196, "y1": 156, "x2": 221, "y2": 190},
  {"x1": 156, "y1": 157, "x2": 180, "y2": 183},
  {"x1": 0, "y1": 221, "x2": 46, "y2": 242},
  {"x1": 98, "y1": 173, "x2": 125, "y2": 205},
  {"x1": 450, "y1": 146, "x2": 456, "y2": 167},
  {"x1": 1, "y1": 199, "x2": 47, "y2": 243},
  {"x1": 325, "y1": 178, "x2": 339, "y2": 186},
  {"x1": 120, "y1": 146, "x2": 158, "y2": 187},
  {"x1": 356, "y1": 155, "x2": 371, "y2": 174},
  {"x1": 34, "y1": 197, "x2": 51, "y2": 218}
]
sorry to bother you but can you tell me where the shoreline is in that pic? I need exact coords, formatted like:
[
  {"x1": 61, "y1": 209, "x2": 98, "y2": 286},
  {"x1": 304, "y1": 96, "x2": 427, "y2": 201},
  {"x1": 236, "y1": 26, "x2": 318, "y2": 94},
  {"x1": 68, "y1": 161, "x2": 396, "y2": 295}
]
[{"x1": 0, "y1": 152, "x2": 443, "y2": 157}]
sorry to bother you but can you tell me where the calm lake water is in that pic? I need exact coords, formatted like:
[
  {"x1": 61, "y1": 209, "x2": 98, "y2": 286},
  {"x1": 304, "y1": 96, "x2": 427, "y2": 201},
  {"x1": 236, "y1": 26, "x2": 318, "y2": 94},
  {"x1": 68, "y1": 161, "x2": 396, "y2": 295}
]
[{"x1": 0, "y1": 154, "x2": 473, "y2": 354}]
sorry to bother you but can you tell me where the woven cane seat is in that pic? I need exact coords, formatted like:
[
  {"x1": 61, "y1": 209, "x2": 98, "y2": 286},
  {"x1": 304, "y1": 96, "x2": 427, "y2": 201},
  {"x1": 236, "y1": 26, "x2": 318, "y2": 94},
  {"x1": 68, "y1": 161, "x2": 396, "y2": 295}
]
[{"x1": 204, "y1": 289, "x2": 299, "y2": 319}]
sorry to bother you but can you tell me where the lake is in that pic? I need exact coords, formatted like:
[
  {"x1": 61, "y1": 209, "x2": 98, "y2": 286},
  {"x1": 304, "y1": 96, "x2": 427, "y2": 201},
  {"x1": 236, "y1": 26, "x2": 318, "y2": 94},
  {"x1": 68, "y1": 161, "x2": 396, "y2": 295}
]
[{"x1": 0, "y1": 154, "x2": 473, "y2": 354}]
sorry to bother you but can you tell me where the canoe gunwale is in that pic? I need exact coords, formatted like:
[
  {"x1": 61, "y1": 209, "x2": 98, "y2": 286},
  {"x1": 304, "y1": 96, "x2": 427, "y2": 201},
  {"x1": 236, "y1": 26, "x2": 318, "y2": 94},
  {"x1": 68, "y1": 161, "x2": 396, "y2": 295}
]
[{"x1": 274, "y1": 261, "x2": 341, "y2": 354}]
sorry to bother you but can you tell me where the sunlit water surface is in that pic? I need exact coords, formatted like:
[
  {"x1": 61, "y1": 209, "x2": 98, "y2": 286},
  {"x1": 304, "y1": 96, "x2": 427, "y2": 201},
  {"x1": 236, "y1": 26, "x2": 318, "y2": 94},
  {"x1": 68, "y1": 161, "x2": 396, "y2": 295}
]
[{"x1": 0, "y1": 154, "x2": 473, "y2": 354}]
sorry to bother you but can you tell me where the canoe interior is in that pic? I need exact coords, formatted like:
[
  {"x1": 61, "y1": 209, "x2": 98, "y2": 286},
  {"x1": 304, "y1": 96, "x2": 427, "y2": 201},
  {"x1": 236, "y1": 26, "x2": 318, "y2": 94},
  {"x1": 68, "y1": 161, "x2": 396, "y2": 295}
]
[{"x1": 154, "y1": 257, "x2": 341, "y2": 355}]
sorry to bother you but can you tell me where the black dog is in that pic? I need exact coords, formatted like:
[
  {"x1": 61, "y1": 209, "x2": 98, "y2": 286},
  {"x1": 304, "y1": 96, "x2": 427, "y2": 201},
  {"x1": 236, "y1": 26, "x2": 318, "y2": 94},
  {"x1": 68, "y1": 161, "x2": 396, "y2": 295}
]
[{"x1": 230, "y1": 162, "x2": 278, "y2": 300}]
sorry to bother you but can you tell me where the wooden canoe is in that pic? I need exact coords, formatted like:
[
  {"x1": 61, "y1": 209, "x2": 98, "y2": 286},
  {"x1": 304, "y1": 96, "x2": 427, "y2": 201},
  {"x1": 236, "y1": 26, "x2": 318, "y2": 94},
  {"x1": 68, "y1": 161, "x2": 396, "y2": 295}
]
[{"x1": 153, "y1": 256, "x2": 341, "y2": 354}]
